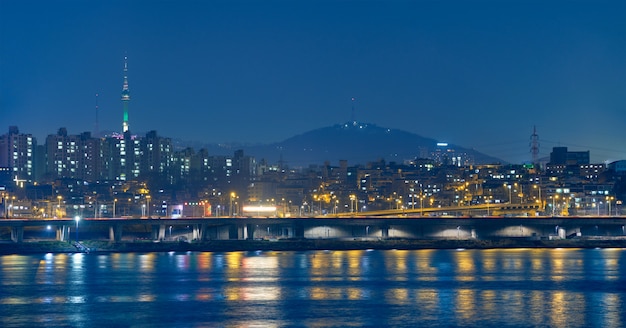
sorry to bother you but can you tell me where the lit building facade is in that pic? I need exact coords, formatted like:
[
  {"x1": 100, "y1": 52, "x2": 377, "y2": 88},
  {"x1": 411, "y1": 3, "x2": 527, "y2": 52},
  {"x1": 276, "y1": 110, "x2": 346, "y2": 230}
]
[
  {"x1": 45, "y1": 129, "x2": 100, "y2": 181},
  {"x1": 0, "y1": 126, "x2": 35, "y2": 184}
]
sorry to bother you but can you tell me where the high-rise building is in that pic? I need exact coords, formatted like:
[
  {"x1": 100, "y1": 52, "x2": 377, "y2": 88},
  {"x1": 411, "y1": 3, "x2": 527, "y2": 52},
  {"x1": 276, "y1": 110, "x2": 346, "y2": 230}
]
[
  {"x1": 121, "y1": 56, "x2": 131, "y2": 133},
  {"x1": 141, "y1": 131, "x2": 173, "y2": 175},
  {"x1": 103, "y1": 132, "x2": 141, "y2": 181},
  {"x1": 0, "y1": 126, "x2": 36, "y2": 184},
  {"x1": 45, "y1": 129, "x2": 100, "y2": 181}
]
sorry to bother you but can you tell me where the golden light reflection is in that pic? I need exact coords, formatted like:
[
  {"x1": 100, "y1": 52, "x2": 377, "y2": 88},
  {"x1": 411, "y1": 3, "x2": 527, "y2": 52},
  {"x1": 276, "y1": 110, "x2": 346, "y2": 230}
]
[
  {"x1": 0, "y1": 297, "x2": 30, "y2": 305},
  {"x1": 482, "y1": 257, "x2": 496, "y2": 272},
  {"x1": 331, "y1": 251, "x2": 345, "y2": 270},
  {"x1": 225, "y1": 252, "x2": 244, "y2": 281},
  {"x1": 111, "y1": 253, "x2": 122, "y2": 270},
  {"x1": 230, "y1": 321, "x2": 282, "y2": 328},
  {"x1": 346, "y1": 287, "x2": 363, "y2": 300},
  {"x1": 385, "y1": 250, "x2": 408, "y2": 277},
  {"x1": 241, "y1": 255, "x2": 279, "y2": 282},
  {"x1": 415, "y1": 250, "x2": 437, "y2": 280},
  {"x1": 417, "y1": 289, "x2": 439, "y2": 312},
  {"x1": 480, "y1": 290, "x2": 496, "y2": 316},
  {"x1": 601, "y1": 294, "x2": 621, "y2": 327},
  {"x1": 309, "y1": 253, "x2": 325, "y2": 281},
  {"x1": 385, "y1": 288, "x2": 409, "y2": 304},
  {"x1": 347, "y1": 250, "x2": 362, "y2": 280},
  {"x1": 237, "y1": 286, "x2": 281, "y2": 301},
  {"x1": 507, "y1": 291, "x2": 526, "y2": 323},
  {"x1": 310, "y1": 287, "x2": 342, "y2": 300},
  {"x1": 551, "y1": 257, "x2": 565, "y2": 281},
  {"x1": 137, "y1": 294, "x2": 155, "y2": 302},
  {"x1": 138, "y1": 253, "x2": 155, "y2": 272},
  {"x1": 54, "y1": 254, "x2": 68, "y2": 270},
  {"x1": 454, "y1": 251, "x2": 475, "y2": 281},
  {"x1": 531, "y1": 259, "x2": 544, "y2": 277},
  {"x1": 455, "y1": 289, "x2": 475, "y2": 321},
  {"x1": 550, "y1": 292, "x2": 567, "y2": 327},
  {"x1": 603, "y1": 256, "x2": 619, "y2": 281}
]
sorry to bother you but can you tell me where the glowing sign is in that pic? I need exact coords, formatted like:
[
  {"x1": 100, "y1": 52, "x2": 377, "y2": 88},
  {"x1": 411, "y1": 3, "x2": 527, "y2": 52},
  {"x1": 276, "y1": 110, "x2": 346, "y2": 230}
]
[{"x1": 242, "y1": 206, "x2": 277, "y2": 213}]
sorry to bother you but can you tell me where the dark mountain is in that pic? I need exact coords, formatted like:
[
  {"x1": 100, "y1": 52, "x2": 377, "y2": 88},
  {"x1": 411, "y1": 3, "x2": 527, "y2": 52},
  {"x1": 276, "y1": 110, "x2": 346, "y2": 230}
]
[{"x1": 194, "y1": 122, "x2": 505, "y2": 167}]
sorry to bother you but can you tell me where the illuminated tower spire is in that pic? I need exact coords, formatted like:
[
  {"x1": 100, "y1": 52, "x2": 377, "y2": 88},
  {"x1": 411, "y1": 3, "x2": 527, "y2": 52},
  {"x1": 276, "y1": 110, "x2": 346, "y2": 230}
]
[{"x1": 121, "y1": 56, "x2": 131, "y2": 133}]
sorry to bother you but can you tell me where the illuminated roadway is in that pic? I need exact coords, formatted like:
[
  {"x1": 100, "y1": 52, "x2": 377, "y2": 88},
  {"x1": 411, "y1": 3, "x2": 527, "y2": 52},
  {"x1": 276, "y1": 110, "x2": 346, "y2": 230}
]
[{"x1": 326, "y1": 203, "x2": 542, "y2": 217}]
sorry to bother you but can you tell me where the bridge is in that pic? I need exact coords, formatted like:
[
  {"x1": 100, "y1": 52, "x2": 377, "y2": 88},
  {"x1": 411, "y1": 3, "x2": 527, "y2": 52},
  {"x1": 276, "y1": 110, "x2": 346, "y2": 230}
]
[
  {"x1": 328, "y1": 203, "x2": 542, "y2": 217},
  {"x1": 1, "y1": 215, "x2": 625, "y2": 243}
]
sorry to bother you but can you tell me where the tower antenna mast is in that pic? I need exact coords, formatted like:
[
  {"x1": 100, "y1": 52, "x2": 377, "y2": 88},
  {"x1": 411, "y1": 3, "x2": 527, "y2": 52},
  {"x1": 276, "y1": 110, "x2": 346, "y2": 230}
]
[
  {"x1": 351, "y1": 97, "x2": 356, "y2": 124},
  {"x1": 121, "y1": 56, "x2": 131, "y2": 133},
  {"x1": 530, "y1": 125, "x2": 540, "y2": 165},
  {"x1": 95, "y1": 93, "x2": 99, "y2": 137}
]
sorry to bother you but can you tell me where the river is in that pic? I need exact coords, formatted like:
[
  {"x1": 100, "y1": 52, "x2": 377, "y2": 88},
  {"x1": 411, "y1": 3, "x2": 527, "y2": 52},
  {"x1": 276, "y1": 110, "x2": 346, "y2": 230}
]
[{"x1": 1, "y1": 248, "x2": 625, "y2": 327}]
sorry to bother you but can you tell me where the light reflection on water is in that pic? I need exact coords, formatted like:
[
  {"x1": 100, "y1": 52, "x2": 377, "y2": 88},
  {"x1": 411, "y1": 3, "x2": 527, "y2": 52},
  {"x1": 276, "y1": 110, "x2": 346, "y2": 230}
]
[{"x1": 0, "y1": 248, "x2": 625, "y2": 327}]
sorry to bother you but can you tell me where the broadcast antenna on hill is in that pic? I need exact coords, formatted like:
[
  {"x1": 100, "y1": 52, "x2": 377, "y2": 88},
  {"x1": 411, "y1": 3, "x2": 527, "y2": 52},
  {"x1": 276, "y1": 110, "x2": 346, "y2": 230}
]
[
  {"x1": 351, "y1": 97, "x2": 356, "y2": 125},
  {"x1": 530, "y1": 125, "x2": 540, "y2": 165}
]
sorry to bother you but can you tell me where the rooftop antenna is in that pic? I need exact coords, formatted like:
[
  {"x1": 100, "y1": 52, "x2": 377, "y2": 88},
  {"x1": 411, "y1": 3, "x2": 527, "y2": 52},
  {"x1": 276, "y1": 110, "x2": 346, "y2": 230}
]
[{"x1": 95, "y1": 93, "x2": 99, "y2": 138}]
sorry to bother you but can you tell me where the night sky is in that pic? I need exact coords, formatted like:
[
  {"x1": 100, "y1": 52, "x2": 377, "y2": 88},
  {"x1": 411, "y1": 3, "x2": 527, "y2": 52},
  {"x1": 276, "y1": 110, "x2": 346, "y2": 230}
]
[{"x1": 1, "y1": 0, "x2": 624, "y2": 164}]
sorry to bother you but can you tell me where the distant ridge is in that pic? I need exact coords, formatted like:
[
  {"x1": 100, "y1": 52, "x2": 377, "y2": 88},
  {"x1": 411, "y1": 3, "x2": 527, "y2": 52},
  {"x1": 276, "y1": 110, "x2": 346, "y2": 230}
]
[{"x1": 192, "y1": 122, "x2": 505, "y2": 167}]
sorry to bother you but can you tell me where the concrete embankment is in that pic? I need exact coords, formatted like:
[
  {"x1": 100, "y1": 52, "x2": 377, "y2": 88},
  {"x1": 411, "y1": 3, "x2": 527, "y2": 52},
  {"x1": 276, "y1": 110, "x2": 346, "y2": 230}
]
[{"x1": 1, "y1": 238, "x2": 625, "y2": 255}]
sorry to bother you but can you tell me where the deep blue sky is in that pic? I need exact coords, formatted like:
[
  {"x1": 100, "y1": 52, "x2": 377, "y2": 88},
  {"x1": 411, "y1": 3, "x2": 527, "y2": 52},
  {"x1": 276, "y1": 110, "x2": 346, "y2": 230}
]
[{"x1": 1, "y1": 0, "x2": 624, "y2": 163}]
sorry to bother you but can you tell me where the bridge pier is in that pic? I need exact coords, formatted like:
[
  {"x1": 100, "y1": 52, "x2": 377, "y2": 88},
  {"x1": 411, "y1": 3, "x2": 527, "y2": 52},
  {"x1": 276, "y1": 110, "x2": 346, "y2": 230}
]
[
  {"x1": 246, "y1": 224, "x2": 255, "y2": 240},
  {"x1": 380, "y1": 225, "x2": 389, "y2": 238},
  {"x1": 292, "y1": 222, "x2": 304, "y2": 238},
  {"x1": 58, "y1": 226, "x2": 66, "y2": 241},
  {"x1": 191, "y1": 224, "x2": 205, "y2": 241},
  {"x1": 109, "y1": 224, "x2": 123, "y2": 242},
  {"x1": 200, "y1": 225, "x2": 230, "y2": 240},
  {"x1": 56, "y1": 226, "x2": 70, "y2": 241},
  {"x1": 152, "y1": 225, "x2": 165, "y2": 240},
  {"x1": 10, "y1": 226, "x2": 24, "y2": 242}
]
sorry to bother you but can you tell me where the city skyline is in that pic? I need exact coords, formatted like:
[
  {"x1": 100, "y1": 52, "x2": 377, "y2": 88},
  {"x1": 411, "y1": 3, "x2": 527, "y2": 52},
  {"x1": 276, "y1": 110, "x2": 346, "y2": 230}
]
[{"x1": 1, "y1": 0, "x2": 624, "y2": 164}]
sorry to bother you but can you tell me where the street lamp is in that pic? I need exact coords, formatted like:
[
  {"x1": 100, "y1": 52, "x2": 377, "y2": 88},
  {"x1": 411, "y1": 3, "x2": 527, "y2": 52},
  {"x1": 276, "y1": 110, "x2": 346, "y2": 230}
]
[
  {"x1": 9, "y1": 196, "x2": 15, "y2": 218},
  {"x1": 349, "y1": 194, "x2": 357, "y2": 213},
  {"x1": 93, "y1": 193, "x2": 98, "y2": 219},
  {"x1": 113, "y1": 198, "x2": 117, "y2": 218},
  {"x1": 57, "y1": 195, "x2": 63, "y2": 218},
  {"x1": 607, "y1": 196, "x2": 614, "y2": 216},
  {"x1": 230, "y1": 192, "x2": 236, "y2": 217},
  {"x1": 504, "y1": 184, "x2": 512, "y2": 204},
  {"x1": 533, "y1": 184, "x2": 542, "y2": 211},
  {"x1": 146, "y1": 195, "x2": 151, "y2": 218},
  {"x1": 552, "y1": 195, "x2": 559, "y2": 216}
]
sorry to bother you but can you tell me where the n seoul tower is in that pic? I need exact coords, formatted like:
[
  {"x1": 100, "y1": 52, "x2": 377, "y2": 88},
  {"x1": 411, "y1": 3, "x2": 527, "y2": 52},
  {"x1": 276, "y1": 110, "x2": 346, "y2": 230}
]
[{"x1": 121, "y1": 56, "x2": 131, "y2": 133}]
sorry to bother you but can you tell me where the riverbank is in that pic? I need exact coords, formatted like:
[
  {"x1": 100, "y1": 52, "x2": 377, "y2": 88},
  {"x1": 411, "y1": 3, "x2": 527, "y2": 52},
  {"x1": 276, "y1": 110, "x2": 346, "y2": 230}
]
[{"x1": 1, "y1": 238, "x2": 626, "y2": 254}]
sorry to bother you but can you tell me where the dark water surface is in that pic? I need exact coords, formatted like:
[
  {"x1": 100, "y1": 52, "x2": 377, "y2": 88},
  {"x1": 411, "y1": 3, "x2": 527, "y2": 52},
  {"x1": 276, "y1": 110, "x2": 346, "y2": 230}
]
[{"x1": 1, "y1": 248, "x2": 625, "y2": 327}]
